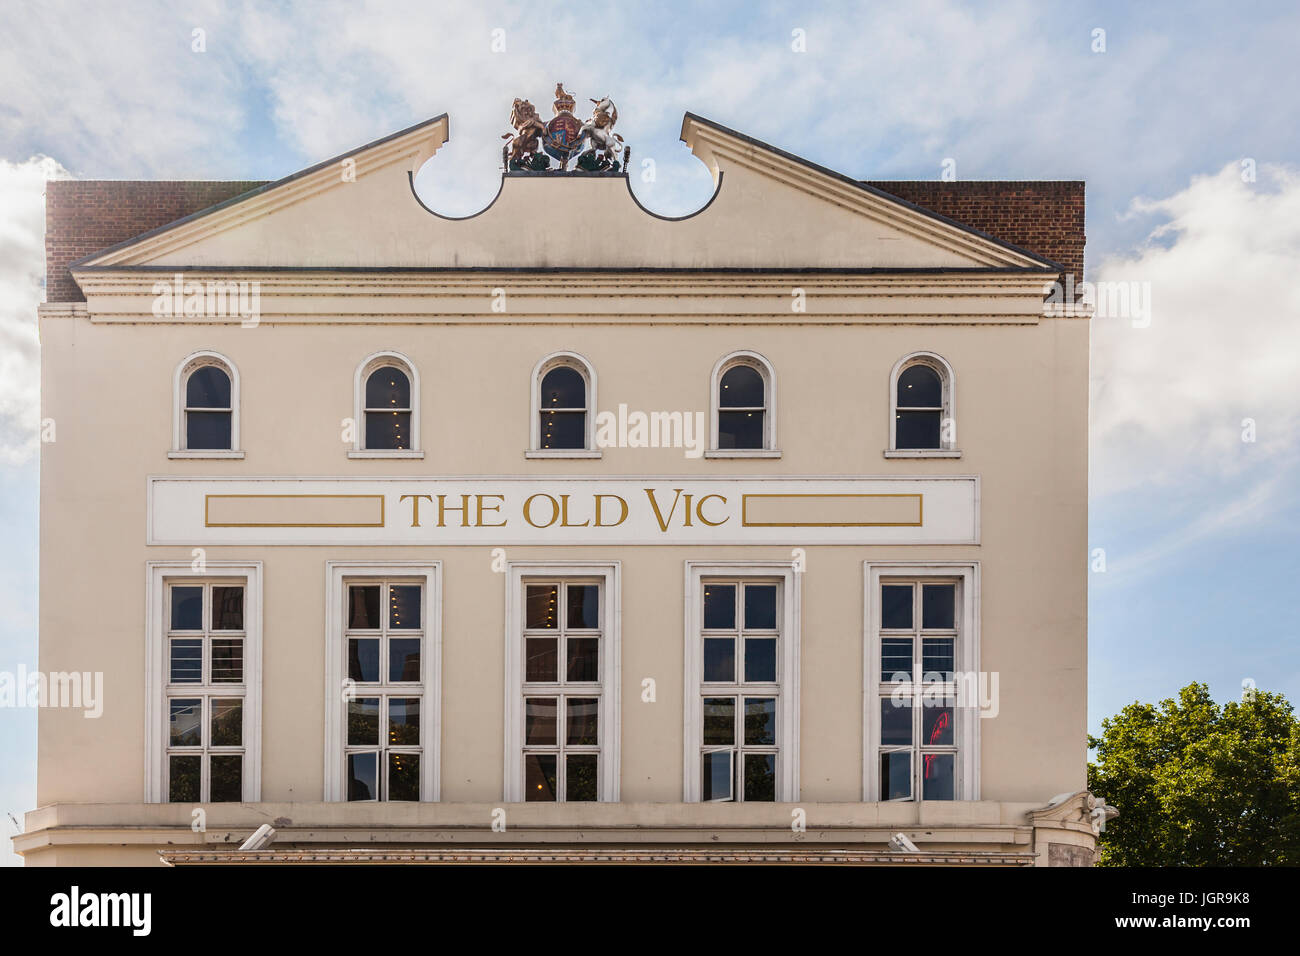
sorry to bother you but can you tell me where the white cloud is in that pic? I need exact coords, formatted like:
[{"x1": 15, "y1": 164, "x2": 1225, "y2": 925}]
[
  {"x1": 1091, "y1": 162, "x2": 1300, "y2": 499},
  {"x1": 0, "y1": 157, "x2": 71, "y2": 467}
]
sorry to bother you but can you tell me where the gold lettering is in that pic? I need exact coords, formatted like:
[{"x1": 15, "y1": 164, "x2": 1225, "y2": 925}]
[
  {"x1": 476, "y1": 494, "x2": 507, "y2": 528},
  {"x1": 400, "y1": 494, "x2": 433, "y2": 528},
  {"x1": 643, "y1": 488, "x2": 685, "y2": 532},
  {"x1": 523, "y1": 493, "x2": 560, "y2": 528},
  {"x1": 696, "y1": 493, "x2": 728, "y2": 527},
  {"x1": 437, "y1": 494, "x2": 473, "y2": 528},
  {"x1": 595, "y1": 494, "x2": 628, "y2": 527},
  {"x1": 559, "y1": 494, "x2": 590, "y2": 528}
]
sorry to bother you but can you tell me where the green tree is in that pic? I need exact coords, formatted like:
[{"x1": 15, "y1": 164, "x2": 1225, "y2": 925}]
[{"x1": 1088, "y1": 682, "x2": 1300, "y2": 866}]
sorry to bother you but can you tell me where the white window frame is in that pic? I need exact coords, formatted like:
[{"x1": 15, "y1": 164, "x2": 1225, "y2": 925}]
[
  {"x1": 170, "y1": 350, "x2": 243, "y2": 458},
  {"x1": 145, "y1": 560, "x2": 262, "y2": 802},
  {"x1": 504, "y1": 561, "x2": 620, "y2": 802},
  {"x1": 527, "y1": 350, "x2": 601, "y2": 458},
  {"x1": 886, "y1": 351, "x2": 961, "y2": 458},
  {"x1": 683, "y1": 561, "x2": 799, "y2": 801},
  {"x1": 706, "y1": 350, "x2": 780, "y2": 458},
  {"x1": 863, "y1": 562, "x2": 980, "y2": 802},
  {"x1": 324, "y1": 561, "x2": 441, "y2": 801},
  {"x1": 350, "y1": 350, "x2": 424, "y2": 459}
]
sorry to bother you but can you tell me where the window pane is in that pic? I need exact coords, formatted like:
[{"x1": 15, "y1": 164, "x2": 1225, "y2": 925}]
[
  {"x1": 703, "y1": 697, "x2": 735, "y2": 746},
  {"x1": 348, "y1": 638, "x2": 379, "y2": 683},
  {"x1": 922, "y1": 584, "x2": 956, "y2": 629},
  {"x1": 540, "y1": 366, "x2": 585, "y2": 408},
  {"x1": 525, "y1": 697, "x2": 557, "y2": 745},
  {"x1": 186, "y1": 366, "x2": 230, "y2": 408},
  {"x1": 365, "y1": 366, "x2": 410, "y2": 409},
  {"x1": 389, "y1": 638, "x2": 421, "y2": 682},
  {"x1": 880, "y1": 751, "x2": 911, "y2": 800},
  {"x1": 718, "y1": 410, "x2": 764, "y2": 449},
  {"x1": 566, "y1": 585, "x2": 599, "y2": 629},
  {"x1": 881, "y1": 585, "x2": 913, "y2": 629},
  {"x1": 348, "y1": 698, "x2": 380, "y2": 746},
  {"x1": 897, "y1": 363, "x2": 941, "y2": 407},
  {"x1": 525, "y1": 638, "x2": 558, "y2": 682},
  {"x1": 880, "y1": 698, "x2": 912, "y2": 746},
  {"x1": 365, "y1": 410, "x2": 411, "y2": 450},
  {"x1": 539, "y1": 410, "x2": 585, "y2": 449},
  {"x1": 719, "y1": 364, "x2": 763, "y2": 407},
  {"x1": 743, "y1": 697, "x2": 776, "y2": 746},
  {"x1": 743, "y1": 753, "x2": 776, "y2": 802},
  {"x1": 169, "y1": 699, "x2": 202, "y2": 747},
  {"x1": 210, "y1": 698, "x2": 242, "y2": 747},
  {"x1": 566, "y1": 754, "x2": 598, "y2": 802},
  {"x1": 743, "y1": 584, "x2": 777, "y2": 629},
  {"x1": 881, "y1": 637, "x2": 913, "y2": 682},
  {"x1": 348, "y1": 586, "x2": 381, "y2": 629},
  {"x1": 895, "y1": 410, "x2": 941, "y2": 449},
  {"x1": 187, "y1": 411, "x2": 232, "y2": 450},
  {"x1": 211, "y1": 586, "x2": 244, "y2": 630},
  {"x1": 171, "y1": 587, "x2": 203, "y2": 631},
  {"x1": 209, "y1": 755, "x2": 242, "y2": 802},
  {"x1": 211, "y1": 638, "x2": 243, "y2": 683},
  {"x1": 526, "y1": 585, "x2": 558, "y2": 629},
  {"x1": 388, "y1": 698, "x2": 420, "y2": 746},
  {"x1": 923, "y1": 704, "x2": 954, "y2": 746},
  {"x1": 922, "y1": 638, "x2": 954, "y2": 680},
  {"x1": 566, "y1": 697, "x2": 599, "y2": 746},
  {"x1": 388, "y1": 585, "x2": 421, "y2": 629},
  {"x1": 566, "y1": 637, "x2": 599, "y2": 682},
  {"x1": 169, "y1": 639, "x2": 202, "y2": 683},
  {"x1": 525, "y1": 754, "x2": 558, "y2": 801},
  {"x1": 389, "y1": 753, "x2": 420, "y2": 801},
  {"x1": 743, "y1": 638, "x2": 776, "y2": 683},
  {"x1": 703, "y1": 584, "x2": 735, "y2": 629},
  {"x1": 922, "y1": 753, "x2": 955, "y2": 800},
  {"x1": 703, "y1": 638, "x2": 735, "y2": 683},
  {"x1": 168, "y1": 755, "x2": 201, "y2": 803},
  {"x1": 347, "y1": 752, "x2": 378, "y2": 801},
  {"x1": 702, "y1": 751, "x2": 733, "y2": 802}
]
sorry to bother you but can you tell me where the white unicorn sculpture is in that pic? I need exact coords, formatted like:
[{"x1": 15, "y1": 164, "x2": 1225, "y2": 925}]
[{"x1": 576, "y1": 96, "x2": 627, "y2": 169}]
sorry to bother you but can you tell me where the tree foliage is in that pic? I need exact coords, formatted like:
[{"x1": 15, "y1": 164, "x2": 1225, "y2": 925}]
[{"x1": 1088, "y1": 682, "x2": 1300, "y2": 865}]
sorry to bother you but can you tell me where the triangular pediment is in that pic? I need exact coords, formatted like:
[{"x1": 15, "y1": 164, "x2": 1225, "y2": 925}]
[{"x1": 74, "y1": 112, "x2": 1059, "y2": 274}]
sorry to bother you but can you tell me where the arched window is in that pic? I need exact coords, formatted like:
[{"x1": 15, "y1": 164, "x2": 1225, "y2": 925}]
[
  {"x1": 352, "y1": 352, "x2": 422, "y2": 457},
  {"x1": 529, "y1": 352, "x2": 597, "y2": 456},
  {"x1": 709, "y1": 351, "x2": 777, "y2": 455},
  {"x1": 172, "y1": 351, "x2": 241, "y2": 457},
  {"x1": 888, "y1": 352, "x2": 958, "y2": 455}
]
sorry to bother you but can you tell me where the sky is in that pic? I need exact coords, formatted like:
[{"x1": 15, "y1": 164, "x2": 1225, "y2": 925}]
[{"x1": 1, "y1": 0, "x2": 1298, "y2": 865}]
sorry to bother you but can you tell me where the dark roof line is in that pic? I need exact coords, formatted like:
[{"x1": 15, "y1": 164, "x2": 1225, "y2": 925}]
[
  {"x1": 68, "y1": 114, "x2": 450, "y2": 269},
  {"x1": 681, "y1": 112, "x2": 1066, "y2": 271}
]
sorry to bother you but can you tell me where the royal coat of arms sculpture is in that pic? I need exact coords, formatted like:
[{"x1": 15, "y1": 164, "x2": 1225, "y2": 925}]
[{"x1": 503, "y1": 83, "x2": 629, "y2": 173}]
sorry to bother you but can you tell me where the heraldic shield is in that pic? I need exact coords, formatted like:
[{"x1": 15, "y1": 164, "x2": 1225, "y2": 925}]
[{"x1": 544, "y1": 83, "x2": 583, "y2": 165}]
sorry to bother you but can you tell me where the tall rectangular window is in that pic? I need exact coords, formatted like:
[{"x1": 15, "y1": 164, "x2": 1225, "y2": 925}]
[
  {"x1": 865, "y1": 564, "x2": 979, "y2": 802},
  {"x1": 684, "y1": 563, "x2": 799, "y2": 803},
  {"x1": 325, "y1": 563, "x2": 440, "y2": 802},
  {"x1": 147, "y1": 563, "x2": 261, "y2": 804},
  {"x1": 505, "y1": 563, "x2": 620, "y2": 802}
]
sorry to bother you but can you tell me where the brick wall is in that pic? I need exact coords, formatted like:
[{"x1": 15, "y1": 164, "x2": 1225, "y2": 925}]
[
  {"x1": 45, "y1": 179, "x2": 1084, "y2": 301},
  {"x1": 867, "y1": 180, "x2": 1085, "y2": 291},
  {"x1": 45, "y1": 181, "x2": 267, "y2": 302}
]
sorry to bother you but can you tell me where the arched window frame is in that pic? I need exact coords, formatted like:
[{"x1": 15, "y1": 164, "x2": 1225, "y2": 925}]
[
  {"x1": 707, "y1": 350, "x2": 779, "y2": 457},
  {"x1": 886, "y1": 351, "x2": 961, "y2": 457},
  {"x1": 351, "y1": 350, "x2": 423, "y2": 458},
  {"x1": 170, "y1": 350, "x2": 243, "y2": 458},
  {"x1": 527, "y1": 351, "x2": 600, "y2": 458}
]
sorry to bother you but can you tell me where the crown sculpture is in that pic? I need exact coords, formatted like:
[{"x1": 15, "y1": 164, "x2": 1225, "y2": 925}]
[{"x1": 502, "y1": 83, "x2": 629, "y2": 173}]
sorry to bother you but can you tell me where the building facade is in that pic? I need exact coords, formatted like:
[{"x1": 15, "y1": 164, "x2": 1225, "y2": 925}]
[{"x1": 20, "y1": 99, "x2": 1103, "y2": 865}]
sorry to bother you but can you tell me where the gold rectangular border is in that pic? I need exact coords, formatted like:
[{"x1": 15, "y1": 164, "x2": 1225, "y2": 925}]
[
  {"x1": 204, "y1": 494, "x2": 386, "y2": 528},
  {"x1": 740, "y1": 493, "x2": 923, "y2": 528}
]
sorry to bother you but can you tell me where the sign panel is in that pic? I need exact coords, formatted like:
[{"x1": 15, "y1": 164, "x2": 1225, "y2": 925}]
[{"x1": 148, "y1": 476, "x2": 979, "y2": 546}]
